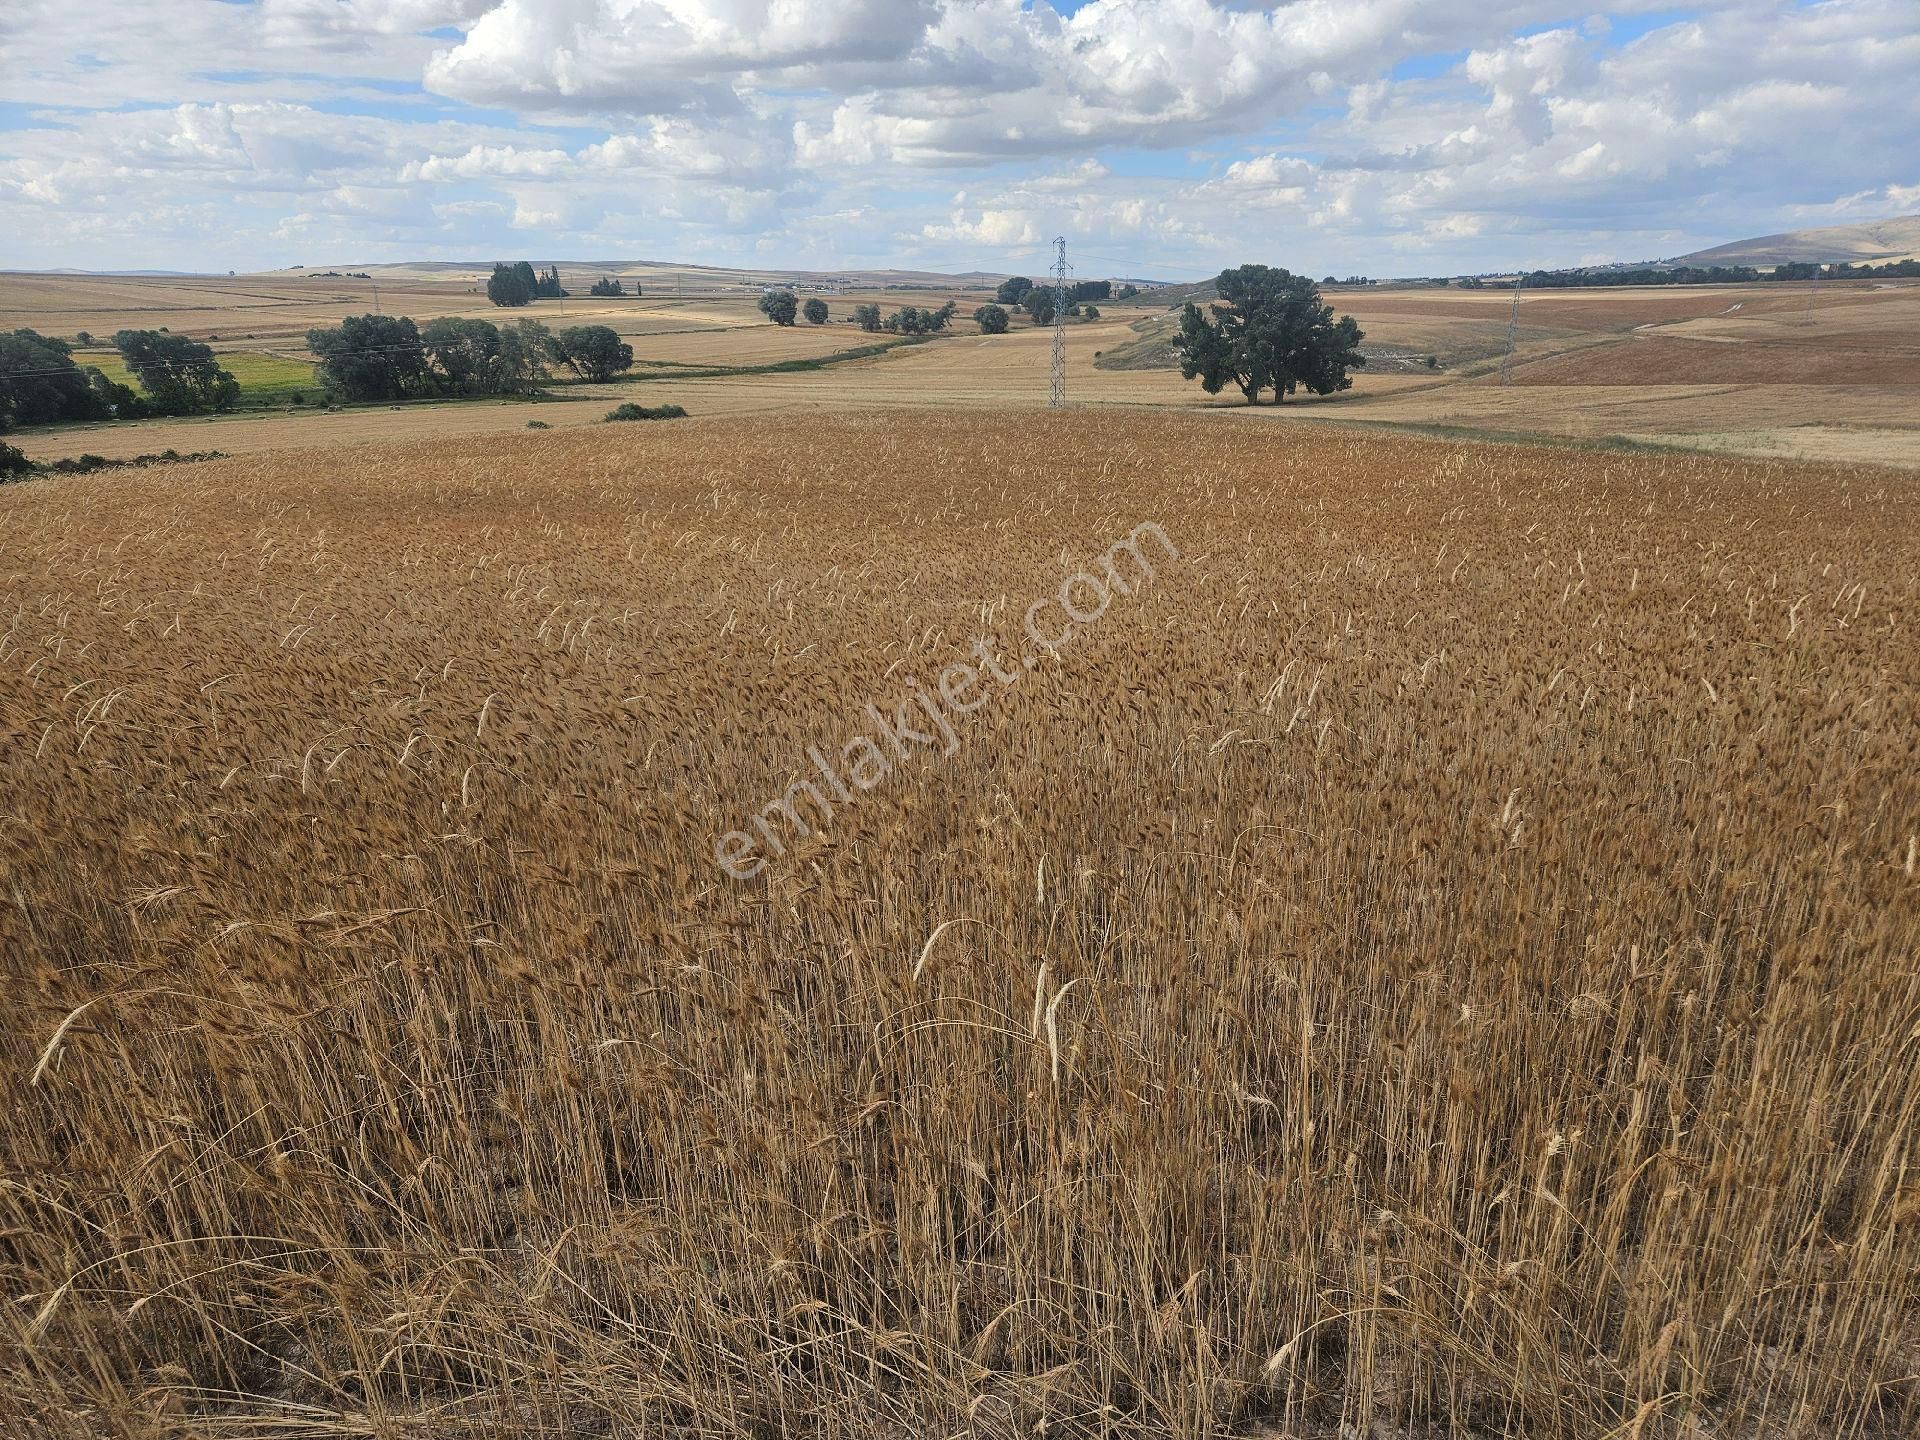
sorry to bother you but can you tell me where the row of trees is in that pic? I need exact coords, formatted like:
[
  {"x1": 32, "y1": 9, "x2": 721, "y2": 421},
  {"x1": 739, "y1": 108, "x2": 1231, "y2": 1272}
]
[
  {"x1": 882, "y1": 301, "x2": 957, "y2": 335},
  {"x1": 1828, "y1": 258, "x2": 1920, "y2": 279},
  {"x1": 993, "y1": 276, "x2": 1138, "y2": 308},
  {"x1": 761, "y1": 294, "x2": 1007, "y2": 335},
  {"x1": 494, "y1": 268, "x2": 656, "y2": 303},
  {"x1": 969, "y1": 298, "x2": 1102, "y2": 332},
  {"x1": 487, "y1": 263, "x2": 569, "y2": 307},
  {"x1": 1449, "y1": 258, "x2": 1920, "y2": 289},
  {"x1": 756, "y1": 292, "x2": 834, "y2": 325},
  {"x1": 305, "y1": 315, "x2": 634, "y2": 402},
  {"x1": 1, "y1": 328, "x2": 238, "y2": 431},
  {"x1": 843, "y1": 301, "x2": 959, "y2": 334},
  {"x1": 1174, "y1": 265, "x2": 1365, "y2": 405},
  {"x1": 759, "y1": 292, "x2": 1096, "y2": 337},
  {"x1": 1486, "y1": 259, "x2": 1920, "y2": 289},
  {"x1": 1515, "y1": 264, "x2": 1767, "y2": 288},
  {"x1": 988, "y1": 276, "x2": 1109, "y2": 325},
  {"x1": 756, "y1": 283, "x2": 1126, "y2": 337}
]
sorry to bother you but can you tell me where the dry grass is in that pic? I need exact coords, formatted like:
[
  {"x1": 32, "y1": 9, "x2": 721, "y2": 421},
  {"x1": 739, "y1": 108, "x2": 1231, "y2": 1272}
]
[{"x1": 2, "y1": 414, "x2": 1919, "y2": 1440}]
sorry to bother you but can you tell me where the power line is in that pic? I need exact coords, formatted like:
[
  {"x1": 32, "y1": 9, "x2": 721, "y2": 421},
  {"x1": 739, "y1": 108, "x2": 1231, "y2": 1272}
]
[{"x1": 2, "y1": 332, "x2": 558, "y2": 382}]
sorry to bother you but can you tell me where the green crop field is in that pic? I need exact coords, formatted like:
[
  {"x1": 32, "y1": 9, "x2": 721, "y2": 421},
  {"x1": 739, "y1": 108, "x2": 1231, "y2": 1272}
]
[{"x1": 76, "y1": 349, "x2": 317, "y2": 406}]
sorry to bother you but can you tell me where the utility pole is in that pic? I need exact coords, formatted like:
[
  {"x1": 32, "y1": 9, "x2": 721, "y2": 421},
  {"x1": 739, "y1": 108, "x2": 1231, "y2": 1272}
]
[
  {"x1": 1500, "y1": 273, "x2": 1522, "y2": 386},
  {"x1": 1049, "y1": 235, "x2": 1070, "y2": 408},
  {"x1": 1802, "y1": 264, "x2": 1821, "y2": 326}
]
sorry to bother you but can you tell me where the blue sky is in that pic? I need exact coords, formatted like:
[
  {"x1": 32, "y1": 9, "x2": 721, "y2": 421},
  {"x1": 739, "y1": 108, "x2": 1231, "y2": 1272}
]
[{"x1": 1, "y1": 0, "x2": 1915, "y2": 277}]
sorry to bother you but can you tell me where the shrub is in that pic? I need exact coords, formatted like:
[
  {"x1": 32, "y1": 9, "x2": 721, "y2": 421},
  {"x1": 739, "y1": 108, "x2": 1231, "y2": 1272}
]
[
  {"x1": 37, "y1": 448, "x2": 224, "y2": 475},
  {"x1": 526, "y1": 420, "x2": 551, "y2": 429},
  {"x1": 604, "y1": 402, "x2": 687, "y2": 422},
  {"x1": 0, "y1": 441, "x2": 31, "y2": 477},
  {"x1": 48, "y1": 453, "x2": 112, "y2": 473}
]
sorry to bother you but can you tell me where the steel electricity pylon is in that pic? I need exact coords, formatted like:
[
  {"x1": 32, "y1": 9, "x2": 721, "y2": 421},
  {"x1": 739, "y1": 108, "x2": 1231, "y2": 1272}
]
[{"x1": 1049, "y1": 235, "x2": 1071, "y2": 408}]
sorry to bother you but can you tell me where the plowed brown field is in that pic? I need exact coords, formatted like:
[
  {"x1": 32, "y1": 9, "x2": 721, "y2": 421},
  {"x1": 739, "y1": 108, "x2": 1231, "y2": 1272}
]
[{"x1": 1511, "y1": 333, "x2": 1920, "y2": 385}]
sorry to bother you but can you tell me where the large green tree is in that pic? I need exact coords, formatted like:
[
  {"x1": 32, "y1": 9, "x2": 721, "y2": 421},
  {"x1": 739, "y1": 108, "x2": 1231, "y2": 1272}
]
[
  {"x1": 307, "y1": 315, "x2": 431, "y2": 402},
  {"x1": 417, "y1": 316, "x2": 553, "y2": 394},
  {"x1": 758, "y1": 291, "x2": 799, "y2": 326},
  {"x1": 973, "y1": 303, "x2": 1010, "y2": 335},
  {"x1": 1174, "y1": 265, "x2": 1366, "y2": 404},
  {"x1": 550, "y1": 325, "x2": 634, "y2": 382},
  {"x1": 489, "y1": 320, "x2": 554, "y2": 393},
  {"x1": 420, "y1": 317, "x2": 502, "y2": 392},
  {"x1": 487, "y1": 263, "x2": 536, "y2": 307},
  {"x1": 995, "y1": 276, "x2": 1034, "y2": 307},
  {"x1": 0, "y1": 329, "x2": 110, "y2": 430},
  {"x1": 111, "y1": 331, "x2": 240, "y2": 415}
]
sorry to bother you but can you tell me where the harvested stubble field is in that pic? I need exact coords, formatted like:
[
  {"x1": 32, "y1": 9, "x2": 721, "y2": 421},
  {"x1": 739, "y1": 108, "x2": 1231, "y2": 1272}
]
[{"x1": 2, "y1": 414, "x2": 1918, "y2": 1440}]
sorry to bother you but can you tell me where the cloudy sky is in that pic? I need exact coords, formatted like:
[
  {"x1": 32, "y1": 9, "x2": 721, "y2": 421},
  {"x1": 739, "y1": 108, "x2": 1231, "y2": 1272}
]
[{"x1": 2, "y1": 0, "x2": 1916, "y2": 279}]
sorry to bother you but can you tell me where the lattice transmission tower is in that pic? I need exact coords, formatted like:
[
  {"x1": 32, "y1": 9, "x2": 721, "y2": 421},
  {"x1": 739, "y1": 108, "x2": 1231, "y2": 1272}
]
[
  {"x1": 1499, "y1": 273, "x2": 1524, "y2": 386},
  {"x1": 1048, "y1": 235, "x2": 1071, "y2": 408}
]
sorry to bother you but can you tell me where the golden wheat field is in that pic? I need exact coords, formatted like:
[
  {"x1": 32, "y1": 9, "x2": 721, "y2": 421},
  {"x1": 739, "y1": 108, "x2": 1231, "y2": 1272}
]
[{"x1": 3, "y1": 413, "x2": 1919, "y2": 1440}]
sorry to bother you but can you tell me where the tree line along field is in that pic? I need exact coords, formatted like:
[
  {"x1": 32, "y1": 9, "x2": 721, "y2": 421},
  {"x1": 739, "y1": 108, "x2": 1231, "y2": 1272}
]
[{"x1": 2, "y1": 414, "x2": 1917, "y2": 1439}]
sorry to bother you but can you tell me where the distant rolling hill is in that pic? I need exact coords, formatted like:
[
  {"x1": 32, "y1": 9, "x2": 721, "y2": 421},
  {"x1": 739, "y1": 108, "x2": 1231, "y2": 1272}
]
[
  {"x1": 1672, "y1": 214, "x2": 1920, "y2": 267},
  {"x1": 263, "y1": 259, "x2": 1179, "y2": 292}
]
